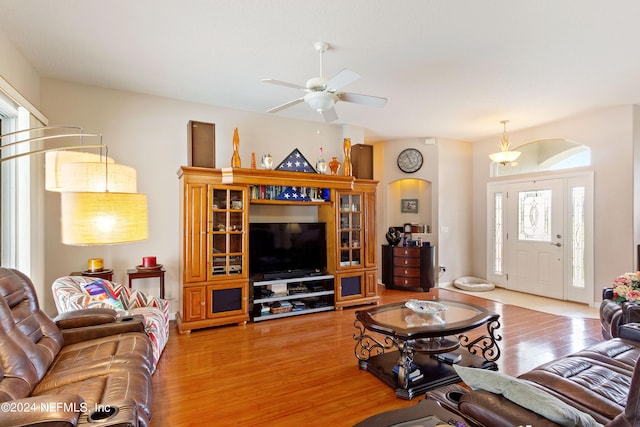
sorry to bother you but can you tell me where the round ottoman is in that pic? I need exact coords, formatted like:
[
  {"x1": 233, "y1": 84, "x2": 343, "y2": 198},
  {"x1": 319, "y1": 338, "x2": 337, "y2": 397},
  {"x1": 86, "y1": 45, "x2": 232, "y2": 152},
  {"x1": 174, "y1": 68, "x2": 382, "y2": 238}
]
[{"x1": 453, "y1": 276, "x2": 495, "y2": 292}]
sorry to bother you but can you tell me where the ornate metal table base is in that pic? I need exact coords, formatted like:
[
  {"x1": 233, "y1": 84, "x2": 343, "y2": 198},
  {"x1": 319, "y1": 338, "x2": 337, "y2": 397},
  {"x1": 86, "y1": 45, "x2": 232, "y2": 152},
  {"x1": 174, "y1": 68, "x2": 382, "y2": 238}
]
[{"x1": 354, "y1": 317, "x2": 502, "y2": 399}]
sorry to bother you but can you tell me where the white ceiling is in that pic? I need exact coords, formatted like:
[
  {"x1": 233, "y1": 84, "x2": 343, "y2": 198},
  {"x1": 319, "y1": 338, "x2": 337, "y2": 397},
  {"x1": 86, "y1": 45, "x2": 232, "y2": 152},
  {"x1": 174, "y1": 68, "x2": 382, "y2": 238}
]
[{"x1": 2, "y1": 0, "x2": 640, "y2": 141}]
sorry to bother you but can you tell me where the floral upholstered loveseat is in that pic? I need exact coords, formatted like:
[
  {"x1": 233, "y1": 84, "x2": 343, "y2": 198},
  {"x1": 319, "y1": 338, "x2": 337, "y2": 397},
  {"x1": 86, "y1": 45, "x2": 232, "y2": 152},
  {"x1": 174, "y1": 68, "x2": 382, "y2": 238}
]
[{"x1": 52, "y1": 275, "x2": 169, "y2": 371}]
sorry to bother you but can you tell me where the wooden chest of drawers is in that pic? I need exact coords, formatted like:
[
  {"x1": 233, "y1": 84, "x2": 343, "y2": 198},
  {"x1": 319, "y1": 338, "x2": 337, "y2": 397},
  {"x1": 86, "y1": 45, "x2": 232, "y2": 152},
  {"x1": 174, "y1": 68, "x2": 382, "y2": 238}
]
[{"x1": 382, "y1": 245, "x2": 435, "y2": 291}]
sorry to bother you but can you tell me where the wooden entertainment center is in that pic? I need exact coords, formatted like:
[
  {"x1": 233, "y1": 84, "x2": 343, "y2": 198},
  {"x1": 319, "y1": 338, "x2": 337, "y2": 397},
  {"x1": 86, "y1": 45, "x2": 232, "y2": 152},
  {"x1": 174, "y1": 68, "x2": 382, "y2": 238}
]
[{"x1": 177, "y1": 166, "x2": 379, "y2": 333}]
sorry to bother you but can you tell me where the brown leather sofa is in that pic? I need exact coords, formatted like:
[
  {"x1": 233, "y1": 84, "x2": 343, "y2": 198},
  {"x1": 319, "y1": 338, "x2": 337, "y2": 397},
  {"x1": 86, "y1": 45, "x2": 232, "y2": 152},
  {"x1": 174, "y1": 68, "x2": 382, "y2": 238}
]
[
  {"x1": 0, "y1": 268, "x2": 154, "y2": 426},
  {"x1": 423, "y1": 324, "x2": 640, "y2": 426}
]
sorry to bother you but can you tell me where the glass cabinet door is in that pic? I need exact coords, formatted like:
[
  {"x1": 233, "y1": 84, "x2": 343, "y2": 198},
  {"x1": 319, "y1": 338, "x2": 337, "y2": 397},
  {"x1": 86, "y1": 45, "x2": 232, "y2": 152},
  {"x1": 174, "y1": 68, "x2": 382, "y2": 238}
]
[
  {"x1": 209, "y1": 188, "x2": 245, "y2": 278},
  {"x1": 339, "y1": 193, "x2": 362, "y2": 267}
]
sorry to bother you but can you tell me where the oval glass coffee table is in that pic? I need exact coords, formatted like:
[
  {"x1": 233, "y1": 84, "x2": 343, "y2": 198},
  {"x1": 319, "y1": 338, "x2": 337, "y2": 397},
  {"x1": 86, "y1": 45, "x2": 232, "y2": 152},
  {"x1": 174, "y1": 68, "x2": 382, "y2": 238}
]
[{"x1": 354, "y1": 299, "x2": 501, "y2": 399}]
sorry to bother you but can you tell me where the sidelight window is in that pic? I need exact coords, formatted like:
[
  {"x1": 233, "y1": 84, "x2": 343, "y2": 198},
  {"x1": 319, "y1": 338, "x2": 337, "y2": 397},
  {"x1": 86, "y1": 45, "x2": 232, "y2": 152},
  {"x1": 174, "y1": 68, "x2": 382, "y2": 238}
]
[
  {"x1": 571, "y1": 186, "x2": 585, "y2": 288},
  {"x1": 493, "y1": 192, "x2": 503, "y2": 275}
]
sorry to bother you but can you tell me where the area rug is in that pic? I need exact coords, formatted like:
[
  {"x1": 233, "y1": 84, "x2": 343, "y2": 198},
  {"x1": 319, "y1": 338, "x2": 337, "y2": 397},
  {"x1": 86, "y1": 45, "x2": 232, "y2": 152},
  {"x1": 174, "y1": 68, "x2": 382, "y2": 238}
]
[{"x1": 439, "y1": 282, "x2": 599, "y2": 319}]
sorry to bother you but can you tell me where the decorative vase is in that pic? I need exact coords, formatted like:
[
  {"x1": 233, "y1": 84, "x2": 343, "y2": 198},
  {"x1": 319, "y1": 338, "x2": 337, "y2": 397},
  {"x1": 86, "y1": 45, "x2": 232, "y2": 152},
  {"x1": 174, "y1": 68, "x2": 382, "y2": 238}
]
[
  {"x1": 261, "y1": 153, "x2": 274, "y2": 169},
  {"x1": 231, "y1": 128, "x2": 241, "y2": 168},
  {"x1": 343, "y1": 138, "x2": 352, "y2": 176},
  {"x1": 329, "y1": 157, "x2": 341, "y2": 175},
  {"x1": 385, "y1": 227, "x2": 402, "y2": 246},
  {"x1": 316, "y1": 146, "x2": 327, "y2": 174}
]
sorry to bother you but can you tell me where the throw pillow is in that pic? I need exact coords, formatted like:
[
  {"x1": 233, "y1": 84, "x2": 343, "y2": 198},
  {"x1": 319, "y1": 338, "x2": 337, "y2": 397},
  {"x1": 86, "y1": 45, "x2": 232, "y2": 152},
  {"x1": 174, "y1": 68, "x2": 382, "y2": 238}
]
[
  {"x1": 453, "y1": 365, "x2": 602, "y2": 427},
  {"x1": 82, "y1": 279, "x2": 124, "y2": 311}
]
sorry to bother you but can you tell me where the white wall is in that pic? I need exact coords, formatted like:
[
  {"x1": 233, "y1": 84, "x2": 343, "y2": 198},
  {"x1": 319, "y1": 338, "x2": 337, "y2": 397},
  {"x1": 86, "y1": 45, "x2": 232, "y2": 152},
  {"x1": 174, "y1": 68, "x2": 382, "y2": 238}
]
[
  {"x1": 372, "y1": 137, "x2": 472, "y2": 285},
  {"x1": 472, "y1": 106, "x2": 636, "y2": 303},
  {"x1": 40, "y1": 78, "x2": 347, "y2": 315},
  {"x1": 0, "y1": 31, "x2": 41, "y2": 109},
  {"x1": 437, "y1": 138, "x2": 473, "y2": 283}
]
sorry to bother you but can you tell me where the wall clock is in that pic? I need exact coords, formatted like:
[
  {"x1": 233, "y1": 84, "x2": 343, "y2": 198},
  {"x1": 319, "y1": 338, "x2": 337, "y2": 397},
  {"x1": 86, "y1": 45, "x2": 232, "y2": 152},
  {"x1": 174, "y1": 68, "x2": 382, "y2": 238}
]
[{"x1": 397, "y1": 148, "x2": 423, "y2": 173}]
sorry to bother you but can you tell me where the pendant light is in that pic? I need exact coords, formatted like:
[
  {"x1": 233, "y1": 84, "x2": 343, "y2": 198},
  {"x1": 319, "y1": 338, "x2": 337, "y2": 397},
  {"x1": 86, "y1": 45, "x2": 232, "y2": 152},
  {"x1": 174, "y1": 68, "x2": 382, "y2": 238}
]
[{"x1": 489, "y1": 120, "x2": 521, "y2": 165}]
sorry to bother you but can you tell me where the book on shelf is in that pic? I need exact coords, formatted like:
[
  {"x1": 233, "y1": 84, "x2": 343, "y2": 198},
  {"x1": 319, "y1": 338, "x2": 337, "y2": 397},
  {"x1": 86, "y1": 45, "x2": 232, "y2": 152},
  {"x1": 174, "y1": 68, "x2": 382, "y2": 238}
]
[
  {"x1": 432, "y1": 351, "x2": 462, "y2": 364},
  {"x1": 392, "y1": 363, "x2": 421, "y2": 376},
  {"x1": 392, "y1": 363, "x2": 424, "y2": 383},
  {"x1": 408, "y1": 371, "x2": 423, "y2": 382},
  {"x1": 291, "y1": 300, "x2": 306, "y2": 311}
]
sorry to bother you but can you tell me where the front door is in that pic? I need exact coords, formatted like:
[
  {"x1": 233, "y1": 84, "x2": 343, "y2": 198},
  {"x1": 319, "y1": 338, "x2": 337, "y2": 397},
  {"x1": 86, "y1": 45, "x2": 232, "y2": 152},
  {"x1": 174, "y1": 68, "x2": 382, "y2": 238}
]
[
  {"x1": 488, "y1": 173, "x2": 593, "y2": 304},
  {"x1": 507, "y1": 179, "x2": 564, "y2": 299}
]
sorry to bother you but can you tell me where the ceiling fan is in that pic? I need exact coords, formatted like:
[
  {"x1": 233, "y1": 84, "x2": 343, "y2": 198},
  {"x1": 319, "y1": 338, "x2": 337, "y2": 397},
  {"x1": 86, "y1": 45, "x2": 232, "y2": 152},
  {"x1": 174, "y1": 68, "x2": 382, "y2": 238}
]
[{"x1": 262, "y1": 41, "x2": 387, "y2": 122}]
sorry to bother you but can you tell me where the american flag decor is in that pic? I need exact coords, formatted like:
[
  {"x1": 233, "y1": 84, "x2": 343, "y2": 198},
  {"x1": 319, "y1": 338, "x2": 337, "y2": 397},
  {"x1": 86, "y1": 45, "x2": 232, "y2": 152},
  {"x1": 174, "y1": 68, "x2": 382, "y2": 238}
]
[
  {"x1": 275, "y1": 186, "x2": 311, "y2": 201},
  {"x1": 276, "y1": 148, "x2": 317, "y2": 173}
]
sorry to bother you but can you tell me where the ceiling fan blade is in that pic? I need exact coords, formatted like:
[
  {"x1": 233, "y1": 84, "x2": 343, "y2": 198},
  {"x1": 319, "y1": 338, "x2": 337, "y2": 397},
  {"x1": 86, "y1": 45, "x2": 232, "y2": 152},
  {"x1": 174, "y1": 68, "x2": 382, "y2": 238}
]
[
  {"x1": 339, "y1": 92, "x2": 387, "y2": 108},
  {"x1": 325, "y1": 69, "x2": 360, "y2": 91},
  {"x1": 267, "y1": 98, "x2": 305, "y2": 113},
  {"x1": 262, "y1": 79, "x2": 306, "y2": 91},
  {"x1": 322, "y1": 107, "x2": 339, "y2": 123}
]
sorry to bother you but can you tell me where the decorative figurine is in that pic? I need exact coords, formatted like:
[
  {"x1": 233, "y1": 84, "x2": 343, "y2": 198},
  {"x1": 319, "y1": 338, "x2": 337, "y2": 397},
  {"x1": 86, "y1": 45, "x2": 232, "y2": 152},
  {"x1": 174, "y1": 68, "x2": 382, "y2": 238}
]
[
  {"x1": 385, "y1": 227, "x2": 402, "y2": 246},
  {"x1": 261, "y1": 153, "x2": 274, "y2": 169},
  {"x1": 343, "y1": 138, "x2": 352, "y2": 176},
  {"x1": 231, "y1": 128, "x2": 241, "y2": 168}
]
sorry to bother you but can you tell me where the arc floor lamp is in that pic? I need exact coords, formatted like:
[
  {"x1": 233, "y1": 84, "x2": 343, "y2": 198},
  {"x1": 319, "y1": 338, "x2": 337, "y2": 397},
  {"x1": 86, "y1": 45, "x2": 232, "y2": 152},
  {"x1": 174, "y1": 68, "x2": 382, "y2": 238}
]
[{"x1": 0, "y1": 126, "x2": 148, "y2": 245}]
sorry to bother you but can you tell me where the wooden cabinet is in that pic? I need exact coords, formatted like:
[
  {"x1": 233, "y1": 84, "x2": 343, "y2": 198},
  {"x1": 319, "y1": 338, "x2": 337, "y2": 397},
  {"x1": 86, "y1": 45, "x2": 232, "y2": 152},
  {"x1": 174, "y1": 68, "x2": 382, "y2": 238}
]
[
  {"x1": 178, "y1": 168, "x2": 249, "y2": 333},
  {"x1": 179, "y1": 167, "x2": 379, "y2": 330},
  {"x1": 382, "y1": 245, "x2": 436, "y2": 292},
  {"x1": 351, "y1": 144, "x2": 373, "y2": 179},
  {"x1": 322, "y1": 180, "x2": 380, "y2": 309}
]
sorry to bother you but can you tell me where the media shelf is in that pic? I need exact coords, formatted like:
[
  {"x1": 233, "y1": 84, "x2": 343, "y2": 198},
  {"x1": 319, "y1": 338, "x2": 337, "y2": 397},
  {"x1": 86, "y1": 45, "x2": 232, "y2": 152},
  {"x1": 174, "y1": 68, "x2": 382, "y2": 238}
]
[
  {"x1": 251, "y1": 274, "x2": 335, "y2": 322},
  {"x1": 250, "y1": 185, "x2": 328, "y2": 203}
]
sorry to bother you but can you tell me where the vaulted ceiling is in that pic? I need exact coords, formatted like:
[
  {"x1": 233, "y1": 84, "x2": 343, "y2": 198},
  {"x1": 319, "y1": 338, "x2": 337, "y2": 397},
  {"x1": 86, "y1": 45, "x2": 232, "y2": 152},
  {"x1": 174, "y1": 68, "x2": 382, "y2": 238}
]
[{"x1": 2, "y1": 0, "x2": 640, "y2": 141}]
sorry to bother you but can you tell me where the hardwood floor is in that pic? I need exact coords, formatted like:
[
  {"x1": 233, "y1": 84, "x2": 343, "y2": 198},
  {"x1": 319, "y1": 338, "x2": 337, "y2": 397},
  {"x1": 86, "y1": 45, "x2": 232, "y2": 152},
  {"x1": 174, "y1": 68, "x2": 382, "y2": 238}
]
[{"x1": 150, "y1": 286, "x2": 603, "y2": 426}]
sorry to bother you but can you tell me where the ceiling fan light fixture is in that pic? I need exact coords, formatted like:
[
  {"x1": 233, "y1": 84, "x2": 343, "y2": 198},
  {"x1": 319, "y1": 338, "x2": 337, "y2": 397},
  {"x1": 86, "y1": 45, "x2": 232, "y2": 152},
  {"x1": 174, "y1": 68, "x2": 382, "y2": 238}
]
[
  {"x1": 489, "y1": 120, "x2": 521, "y2": 165},
  {"x1": 304, "y1": 91, "x2": 337, "y2": 112}
]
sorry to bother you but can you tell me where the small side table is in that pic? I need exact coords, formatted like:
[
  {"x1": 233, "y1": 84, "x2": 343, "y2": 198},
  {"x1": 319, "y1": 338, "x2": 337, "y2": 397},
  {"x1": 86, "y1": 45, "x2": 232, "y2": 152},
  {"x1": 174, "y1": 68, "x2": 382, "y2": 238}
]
[
  {"x1": 71, "y1": 269, "x2": 114, "y2": 281},
  {"x1": 127, "y1": 268, "x2": 166, "y2": 299}
]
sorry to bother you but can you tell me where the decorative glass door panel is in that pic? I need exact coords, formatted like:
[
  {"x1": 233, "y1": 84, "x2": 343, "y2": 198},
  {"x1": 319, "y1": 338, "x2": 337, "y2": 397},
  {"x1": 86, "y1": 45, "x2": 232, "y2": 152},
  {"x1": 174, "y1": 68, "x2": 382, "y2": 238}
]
[
  {"x1": 339, "y1": 193, "x2": 362, "y2": 267},
  {"x1": 518, "y1": 190, "x2": 552, "y2": 242}
]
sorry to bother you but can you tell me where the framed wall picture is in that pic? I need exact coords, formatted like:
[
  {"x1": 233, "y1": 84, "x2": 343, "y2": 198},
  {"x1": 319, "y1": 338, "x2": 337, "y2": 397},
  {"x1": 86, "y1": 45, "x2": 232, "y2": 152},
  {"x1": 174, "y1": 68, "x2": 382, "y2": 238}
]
[{"x1": 401, "y1": 199, "x2": 418, "y2": 213}]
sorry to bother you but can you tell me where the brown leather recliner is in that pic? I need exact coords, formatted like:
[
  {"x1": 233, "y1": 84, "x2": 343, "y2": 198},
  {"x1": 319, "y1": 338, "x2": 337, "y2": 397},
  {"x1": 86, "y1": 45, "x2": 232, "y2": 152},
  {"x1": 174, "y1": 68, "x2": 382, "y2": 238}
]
[
  {"x1": 0, "y1": 267, "x2": 154, "y2": 426},
  {"x1": 601, "y1": 287, "x2": 640, "y2": 339}
]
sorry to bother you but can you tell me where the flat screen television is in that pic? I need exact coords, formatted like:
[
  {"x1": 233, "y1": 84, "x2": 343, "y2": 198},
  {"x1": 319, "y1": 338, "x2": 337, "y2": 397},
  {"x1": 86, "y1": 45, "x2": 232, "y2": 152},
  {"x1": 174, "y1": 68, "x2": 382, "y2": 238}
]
[{"x1": 249, "y1": 222, "x2": 327, "y2": 279}]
